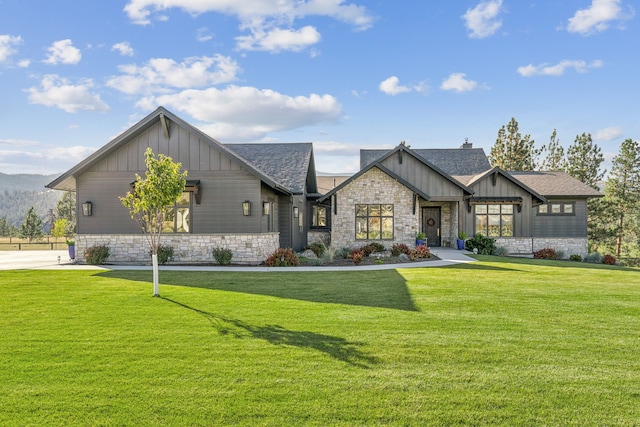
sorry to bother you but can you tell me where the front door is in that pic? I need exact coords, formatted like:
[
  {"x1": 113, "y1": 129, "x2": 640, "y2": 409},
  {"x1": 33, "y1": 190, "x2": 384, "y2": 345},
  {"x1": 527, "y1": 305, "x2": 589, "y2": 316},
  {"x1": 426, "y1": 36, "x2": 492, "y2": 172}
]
[{"x1": 422, "y1": 207, "x2": 441, "y2": 247}]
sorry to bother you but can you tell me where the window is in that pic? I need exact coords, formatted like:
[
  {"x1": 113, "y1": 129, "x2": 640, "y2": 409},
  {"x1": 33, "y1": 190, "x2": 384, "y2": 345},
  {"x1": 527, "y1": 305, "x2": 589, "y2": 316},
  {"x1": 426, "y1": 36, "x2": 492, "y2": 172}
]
[
  {"x1": 475, "y1": 204, "x2": 513, "y2": 237},
  {"x1": 355, "y1": 204, "x2": 394, "y2": 240},
  {"x1": 537, "y1": 202, "x2": 575, "y2": 216},
  {"x1": 312, "y1": 206, "x2": 327, "y2": 227},
  {"x1": 163, "y1": 192, "x2": 191, "y2": 233}
]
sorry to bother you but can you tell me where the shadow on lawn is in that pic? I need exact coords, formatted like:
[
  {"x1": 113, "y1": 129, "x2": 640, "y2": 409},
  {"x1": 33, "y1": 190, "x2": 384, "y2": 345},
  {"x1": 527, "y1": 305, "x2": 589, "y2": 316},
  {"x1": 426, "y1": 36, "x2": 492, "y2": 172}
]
[
  {"x1": 99, "y1": 269, "x2": 418, "y2": 311},
  {"x1": 162, "y1": 297, "x2": 379, "y2": 368}
]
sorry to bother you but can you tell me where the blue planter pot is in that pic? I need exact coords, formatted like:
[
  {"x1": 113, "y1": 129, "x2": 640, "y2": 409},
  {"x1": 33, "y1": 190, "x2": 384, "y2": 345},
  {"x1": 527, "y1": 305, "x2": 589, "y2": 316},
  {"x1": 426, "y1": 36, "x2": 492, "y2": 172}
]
[
  {"x1": 457, "y1": 239, "x2": 465, "y2": 250},
  {"x1": 416, "y1": 239, "x2": 425, "y2": 247},
  {"x1": 68, "y1": 245, "x2": 76, "y2": 260}
]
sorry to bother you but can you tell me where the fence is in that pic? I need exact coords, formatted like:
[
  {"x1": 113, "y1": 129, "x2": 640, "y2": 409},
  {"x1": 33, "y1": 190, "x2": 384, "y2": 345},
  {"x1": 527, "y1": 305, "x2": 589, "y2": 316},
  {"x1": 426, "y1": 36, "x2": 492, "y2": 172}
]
[{"x1": 0, "y1": 237, "x2": 68, "y2": 251}]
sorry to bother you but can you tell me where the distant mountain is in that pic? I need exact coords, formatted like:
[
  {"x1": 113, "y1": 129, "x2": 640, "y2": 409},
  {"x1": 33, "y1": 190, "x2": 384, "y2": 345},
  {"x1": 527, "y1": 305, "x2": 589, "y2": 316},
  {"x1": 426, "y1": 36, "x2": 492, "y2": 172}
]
[{"x1": 0, "y1": 173, "x2": 64, "y2": 228}]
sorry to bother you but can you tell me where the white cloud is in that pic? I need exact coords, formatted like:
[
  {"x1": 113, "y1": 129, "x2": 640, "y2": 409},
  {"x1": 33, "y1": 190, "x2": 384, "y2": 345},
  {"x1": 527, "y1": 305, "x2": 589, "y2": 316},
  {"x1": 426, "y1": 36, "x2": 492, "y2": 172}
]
[
  {"x1": 379, "y1": 76, "x2": 428, "y2": 96},
  {"x1": 0, "y1": 146, "x2": 97, "y2": 174},
  {"x1": 43, "y1": 39, "x2": 82, "y2": 65},
  {"x1": 123, "y1": 0, "x2": 373, "y2": 52},
  {"x1": 0, "y1": 138, "x2": 39, "y2": 147},
  {"x1": 236, "y1": 25, "x2": 321, "y2": 52},
  {"x1": 440, "y1": 73, "x2": 478, "y2": 92},
  {"x1": 0, "y1": 34, "x2": 22, "y2": 63},
  {"x1": 462, "y1": 0, "x2": 504, "y2": 39},
  {"x1": 196, "y1": 27, "x2": 214, "y2": 42},
  {"x1": 112, "y1": 41, "x2": 134, "y2": 56},
  {"x1": 25, "y1": 75, "x2": 109, "y2": 113},
  {"x1": 136, "y1": 85, "x2": 342, "y2": 141},
  {"x1": 17, "y1": 59, "x2": 30, "y2": 68},
  {"x1": 567, "y1": 0, "x2": 633, "y2": 35},
  {"x1": 106, "y1": 55, "x2": 240, "y2": 95},
  {"x1": 593, "y1": 126, "x2": 624, "y2": 141},
  {"x1": 313, "y1": 141, "x2": 361, "y2": 156},
  {"x1": 517, "y1": 59, "x2": 603, "y2": 76}
]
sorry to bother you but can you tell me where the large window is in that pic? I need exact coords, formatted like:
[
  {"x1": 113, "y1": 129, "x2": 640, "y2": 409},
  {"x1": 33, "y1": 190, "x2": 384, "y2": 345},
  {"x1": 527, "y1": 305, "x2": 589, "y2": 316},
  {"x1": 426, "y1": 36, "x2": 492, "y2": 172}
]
[
  {"x1": 355, "y1": 204, "x2": 394, "y2": 240},
  {"x1": 312, "y1": 206, "x2": 327, "y2": 227},
  {"x1": 163, "y1": 192, "x2": 191, "y2": 233},
  {"x1": 475, "y1": 204, "x2": 513, "y2": 237},
  {"x1": 537, "y1": 202, "x2": 575, "y2": 216}
]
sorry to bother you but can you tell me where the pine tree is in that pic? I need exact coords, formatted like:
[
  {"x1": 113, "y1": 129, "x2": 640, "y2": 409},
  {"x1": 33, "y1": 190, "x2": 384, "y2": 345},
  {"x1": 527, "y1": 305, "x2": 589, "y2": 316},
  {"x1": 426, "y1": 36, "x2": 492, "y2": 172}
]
[
  {"x1": 539, "y1": 129, "x2": 565, "y2": 171},
  {"x1": 56, "y1": 191, "x2": 76, "y2": 235},
  {"x1": 489, "y1": 118, "x2": 540, "y2": 171},
  {"x1": 0, "y1": 217, "x2": 11, "y2": 237},
  {"x1": 20, "y1": 207, "x2": 44, "y2": 242},
  {"x1": 565, "y1": 133, "x2": 605, "y2": 189},
  {"x1": 604, "y1": 138, "x2": 640, "y2": 257}
]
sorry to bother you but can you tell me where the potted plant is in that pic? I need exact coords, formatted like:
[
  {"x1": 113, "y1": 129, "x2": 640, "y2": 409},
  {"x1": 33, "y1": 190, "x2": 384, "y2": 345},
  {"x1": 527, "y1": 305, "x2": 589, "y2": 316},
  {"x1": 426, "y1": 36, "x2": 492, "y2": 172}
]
[
  {"x1": 457, "y1": 231, "x2": 467, "y2": 250},
  {"x1": 66, "y1": 239, "x2": 75, "y2": 260},
  {"x1": 416, "y1": 232, "x2": 426, "y2": 247}
]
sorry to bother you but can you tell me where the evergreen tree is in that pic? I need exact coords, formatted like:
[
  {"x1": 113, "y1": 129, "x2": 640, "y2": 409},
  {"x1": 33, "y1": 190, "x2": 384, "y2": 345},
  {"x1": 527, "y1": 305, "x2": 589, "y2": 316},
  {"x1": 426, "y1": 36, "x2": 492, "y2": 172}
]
[
  {"x1": 489, "y1": 118, "x2": 540, "y2": 171},
  {"x1": 56, "y1": 191, "x2": 76, "y2": 235},
  {"x1": 539, "y1": 129, "x2": 565, "y2": 171},
  {"x1": 0, "y1": 217, "x2": 11, "y2": 237},
  {"x1": 20, "y1": 207, "x2": 44, "y2": 242},
  {"x1": 604, "y1": 138, "x2": 640, "y2": 257},
  {"x1": 565, "y1": 133, "x2": 605, "y2": 189}
]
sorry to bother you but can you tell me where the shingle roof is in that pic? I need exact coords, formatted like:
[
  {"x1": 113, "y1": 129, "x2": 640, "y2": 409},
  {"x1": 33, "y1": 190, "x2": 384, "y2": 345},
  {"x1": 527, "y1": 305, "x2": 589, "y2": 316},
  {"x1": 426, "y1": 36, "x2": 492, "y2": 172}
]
[
  {"x1": 508, "y1": 171, "x2": 603, "y2": 197},
  {"x1": 361, "y1": 148, "x2": 491, "y2": 176},
  {"x1": 226, "y1": 143, "x2": 314, "y2": 194}
]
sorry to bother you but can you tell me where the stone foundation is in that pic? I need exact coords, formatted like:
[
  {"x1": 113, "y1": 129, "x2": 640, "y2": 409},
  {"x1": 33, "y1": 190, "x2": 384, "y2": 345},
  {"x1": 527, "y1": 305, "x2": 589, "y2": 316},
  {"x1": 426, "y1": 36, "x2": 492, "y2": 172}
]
[
  {"x1": 76, "y1": 233, "x2": 280, "y2": 265},
  {"x1": 495, "y1": 237, "x2": 588, "y2": 258},
  {"x1": 307, "y1": 230, "x2": 330, "y2": 247}
]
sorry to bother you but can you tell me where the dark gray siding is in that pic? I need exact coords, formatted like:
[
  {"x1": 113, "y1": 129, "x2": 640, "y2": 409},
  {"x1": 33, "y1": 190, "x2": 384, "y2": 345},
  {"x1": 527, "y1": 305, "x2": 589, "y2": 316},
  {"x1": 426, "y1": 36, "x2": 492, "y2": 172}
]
[
  {"x1": 279, "y1": 194, "x2": 292, "y2": 248},
  {"x1": 531, "y1": 199, "x2": 588, "y2": 237}
]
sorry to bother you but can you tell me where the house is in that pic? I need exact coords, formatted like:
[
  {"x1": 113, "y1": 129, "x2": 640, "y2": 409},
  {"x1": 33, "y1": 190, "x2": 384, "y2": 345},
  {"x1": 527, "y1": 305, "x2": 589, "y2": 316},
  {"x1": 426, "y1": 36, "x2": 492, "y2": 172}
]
[
  {"x1": 319, "y1": 143, "x2": 602, "y2": 257},
  {"x1": 47, "y1": 107, "x2": 602, "y2": 264}
]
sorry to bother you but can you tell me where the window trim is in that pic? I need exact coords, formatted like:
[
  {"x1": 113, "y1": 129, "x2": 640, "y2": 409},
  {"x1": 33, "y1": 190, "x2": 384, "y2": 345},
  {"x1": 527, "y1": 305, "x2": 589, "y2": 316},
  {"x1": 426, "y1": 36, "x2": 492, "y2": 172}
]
[
  {"x1": 311, "y1": 205, "x2": 328, "y2": 229},
  {"x1": 537, "y1": 202, "x2": 576, "y2": 216},
  {"x1": 355, "y1": 203, "x2": 394, "y2": 240},
  {"x1": 474, "y1": 204, "x2": 514, "y2": 237}
]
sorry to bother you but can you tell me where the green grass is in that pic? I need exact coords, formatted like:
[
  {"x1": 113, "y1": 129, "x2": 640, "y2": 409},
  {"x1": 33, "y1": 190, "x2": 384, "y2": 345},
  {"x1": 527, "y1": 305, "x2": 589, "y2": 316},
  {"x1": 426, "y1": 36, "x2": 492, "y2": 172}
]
[{"x1": 1, "y1": 256, "x2": 639, "y2": 426}]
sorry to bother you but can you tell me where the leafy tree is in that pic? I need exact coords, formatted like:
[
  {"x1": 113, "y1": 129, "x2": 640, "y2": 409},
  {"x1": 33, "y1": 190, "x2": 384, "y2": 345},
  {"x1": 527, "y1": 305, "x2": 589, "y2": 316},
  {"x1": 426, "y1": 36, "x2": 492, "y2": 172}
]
[
  {"x1": 604, "y1": 138, "x2": 640, "y2": 257},
  {"x1": 539, "y1": 129, "x2": 565, "y2": 171},
  {"x1": 56, "y1": 191, "x2": 76, "y2": 235},
  {"x1": 489, "y1": 118, "x2": 541, "y2": 171},
  {"x1": 120, "y1": 148, "x2": 187, "y2": 296},
  {"x1": 565, "y1": 133, "x2": 605, "y2": 189},
  {"x1": 51, "y1": 218, "x2": 68, "y2": 238},
  {"x1": 20, "y1": 206, "x2": 44, "y2": 242}
]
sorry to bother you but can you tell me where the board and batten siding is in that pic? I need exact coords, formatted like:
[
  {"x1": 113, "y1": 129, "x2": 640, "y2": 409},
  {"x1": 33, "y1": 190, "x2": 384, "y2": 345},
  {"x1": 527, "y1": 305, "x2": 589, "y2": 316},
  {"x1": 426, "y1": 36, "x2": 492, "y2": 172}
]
[
  {"x1": 530, "y1": 199, "x2": 588, "y2": 238},
  {"x1": 379, "y1": 152, "x2": 466, "y2": 200}
]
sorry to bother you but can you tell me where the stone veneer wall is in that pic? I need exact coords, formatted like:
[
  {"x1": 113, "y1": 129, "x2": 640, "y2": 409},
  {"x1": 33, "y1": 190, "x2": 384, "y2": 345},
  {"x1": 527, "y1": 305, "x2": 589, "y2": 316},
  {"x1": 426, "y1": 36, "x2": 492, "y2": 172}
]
[
  {"x1": 307, "y1": 230, "x2": 330, "y2": 247},
  {"x1": 495, "y1": 237, "x2": 588, "y2": 258},
  {"x1": 331, "y1": 167, "x2": 419, "y2": 249},
  {"x1": 76, "y1": 233, "x2": 280, "y2": 265}
]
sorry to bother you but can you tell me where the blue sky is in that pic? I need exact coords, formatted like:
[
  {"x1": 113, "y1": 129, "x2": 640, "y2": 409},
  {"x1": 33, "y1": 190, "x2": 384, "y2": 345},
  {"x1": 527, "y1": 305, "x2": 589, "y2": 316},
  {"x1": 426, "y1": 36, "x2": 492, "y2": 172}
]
[{"x1": 0, "y1": 0, "x2": 637, "y2": 175}]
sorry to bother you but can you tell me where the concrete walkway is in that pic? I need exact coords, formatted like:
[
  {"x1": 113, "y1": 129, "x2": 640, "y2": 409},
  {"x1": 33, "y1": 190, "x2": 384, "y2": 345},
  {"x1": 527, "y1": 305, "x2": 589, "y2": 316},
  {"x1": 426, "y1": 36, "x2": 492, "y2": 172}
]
[{"x1": 0, "y1": 248, "x2": 476, "y2": 272}]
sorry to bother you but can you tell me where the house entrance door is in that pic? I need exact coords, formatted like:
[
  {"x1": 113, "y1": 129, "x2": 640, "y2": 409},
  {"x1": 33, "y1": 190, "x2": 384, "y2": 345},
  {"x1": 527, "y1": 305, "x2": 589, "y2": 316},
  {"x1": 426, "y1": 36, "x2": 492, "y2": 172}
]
[{"x1": 422, "y1": 207, "x2": 441, "y2": 247}]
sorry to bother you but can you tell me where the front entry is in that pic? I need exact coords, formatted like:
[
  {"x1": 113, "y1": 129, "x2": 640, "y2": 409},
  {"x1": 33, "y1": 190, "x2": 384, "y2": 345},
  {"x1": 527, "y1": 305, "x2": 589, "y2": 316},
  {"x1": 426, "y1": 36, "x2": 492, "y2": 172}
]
[{"x1": 422, "y1": 207, "x2": 441, "y2": 247}]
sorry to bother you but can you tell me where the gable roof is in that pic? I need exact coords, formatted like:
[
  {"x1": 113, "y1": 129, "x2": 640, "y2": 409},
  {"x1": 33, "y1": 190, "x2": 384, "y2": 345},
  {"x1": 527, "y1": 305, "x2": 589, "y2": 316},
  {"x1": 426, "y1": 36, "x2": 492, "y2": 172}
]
[
  {"x1": 508, "y1": 171, "x2": 603, "y2": 198},
  {"x1": 226, "y1": 143, "x2": 316, "y2": 194},
  {"x1": 318, "y1": 161, "x2": 431, "y2": 202},
  {"x1": 46, "y1": 107, "x2": 291, "y2": 195},
  {"x1": 361, "y1": 147, "x2": 491, "y2": 176},
  {"x1": 466, "y1": 167, "x2": 547, "y2": 205}
]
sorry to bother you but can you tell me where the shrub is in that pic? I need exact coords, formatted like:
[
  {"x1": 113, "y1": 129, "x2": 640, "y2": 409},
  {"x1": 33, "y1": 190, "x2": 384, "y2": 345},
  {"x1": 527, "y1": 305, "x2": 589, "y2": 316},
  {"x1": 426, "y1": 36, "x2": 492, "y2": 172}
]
[
  {"x1": 155, "y1": 245, "x2": 174, "y2": 265},
  {"x1": 409, "y1": 245, "x2": 431, "y2": 261},
  {"x1": 569, "y1": 254, "x2": 582, "y2": 262},
  {"x1": 391, "y1": 243, "x2": 411, "y2": 257},
  {"x1": 349, "y1": 249, "x2": 364, "y2": 265},
  {"x1": 534, "y1": 248, "x2": 557, "y2": 260},
  {"x1": 334, "y1": 247, "x2": 351, "y2": 259},
  {"x1": 368, "y1": 242, "x2": 386, "y2": 253},
  {"x1": 603, "y1": 254, "x2": 616, "y2": 265},
  {"x1": 465, "y1": 234, "x2": 496, "y2": 255},
  {"x1": 305, "y1": 242, "x2": 326, "y2": 258},
  {"x1": 212, "y1": 247, "x2": 233, "y2": 265},
  {"x1": 555, "y1": 250, "x2": 565, "y2": 260},
  {"x1": 265, "y1": 248, "x2": 299, "y2": 267},
  {"x1": 583, "y1": 252, "x2": 603, "y2": 264},
  {"x1": 493, "y1": 246, "x2": 509, "y2": 256},
  {"x1": 84, "y1": 244, "x2": 110, "y2": 265}
]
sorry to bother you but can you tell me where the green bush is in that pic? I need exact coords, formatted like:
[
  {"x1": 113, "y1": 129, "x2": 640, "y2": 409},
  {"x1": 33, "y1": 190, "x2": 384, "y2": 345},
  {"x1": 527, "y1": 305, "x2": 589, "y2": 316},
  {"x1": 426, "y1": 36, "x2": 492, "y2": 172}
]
[
  {"x1": 569, "y1": 254, "x2": 582, "y2": 262},
  {"x1": 583, "y1": 252, "x2": 603, "y2": 264},
  {"x1": 212, "y1": 247, "x2": 233, "y2": 265},
  {"x1": 465, "y1": 234, "x2": 496, "y2": 255},
  {"x1": 154, "y1": 245, "x2": 174, "y2": 265},
  {"x1": 84, "y1": 245, "x2": 110, "y2": 265},
  {"x1": 493, "y1": 246, "x2": 509, "y2": 256},
  {"x1": 534, "y1": 248, "x2": 557, "y2": 260},
  {"x1": 305, "y1": 242, "x2": 326, "y2": 258},
  {"x1": 265, "y1": 248, "x2": 299, "y2": 267}
]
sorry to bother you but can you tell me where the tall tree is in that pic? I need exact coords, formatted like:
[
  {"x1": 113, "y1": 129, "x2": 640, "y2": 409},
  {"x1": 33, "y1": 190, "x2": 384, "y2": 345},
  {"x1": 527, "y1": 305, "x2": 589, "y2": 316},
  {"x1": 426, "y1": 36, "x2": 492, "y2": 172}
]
[
  {"x1": 489, "y1": 117, "x2": 540, "y2": 171},
  {"x1": 565, "y1": 132, "x2": 605, "y2": 189},
  {"x1": 0, "y1": 217, "x2": 11, "y2": 237},
  {"x1": 539, "y1": 129, "x2": 565, "y2": 171},
  {"x1": 120, "y1": 148, "x2": 187, "y2": 297},
  {"x1": 604, "y1": 138, "x2": 640, "y2": 257},
  {"x1": 56, "y1": 191, "x2": 76, "y2": 235},
  {"x1": 20, "y1": 206, "x2": 43, "y2": 242}
]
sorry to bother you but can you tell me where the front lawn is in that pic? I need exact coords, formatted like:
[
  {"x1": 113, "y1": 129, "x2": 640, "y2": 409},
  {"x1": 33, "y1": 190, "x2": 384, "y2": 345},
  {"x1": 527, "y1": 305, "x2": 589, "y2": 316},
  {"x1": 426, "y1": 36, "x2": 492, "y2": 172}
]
[{"x1": 1, "y1": 257, "x2": 639, "y2": 425}]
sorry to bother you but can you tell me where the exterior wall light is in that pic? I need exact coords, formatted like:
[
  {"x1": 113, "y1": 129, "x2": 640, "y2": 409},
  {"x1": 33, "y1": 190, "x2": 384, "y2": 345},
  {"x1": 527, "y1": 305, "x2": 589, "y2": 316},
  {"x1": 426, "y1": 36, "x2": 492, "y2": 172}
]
[
  {"x1": 82, "y1": 201, "x2": 93, "y2": 216},
  {"x1": 263, "y1": 201, "x2": 270, "y2": 216}
]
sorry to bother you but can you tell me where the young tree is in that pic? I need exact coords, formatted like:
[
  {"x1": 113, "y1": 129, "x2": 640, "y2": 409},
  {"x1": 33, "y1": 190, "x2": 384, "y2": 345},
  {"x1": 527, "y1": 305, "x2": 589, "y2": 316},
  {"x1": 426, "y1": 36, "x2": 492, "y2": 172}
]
[
  {"x1": 539, "y1": 129, "x2": 565, "y2": 171},
  {"x1": 604, "y1": 138, "x2": 640, "y2": 257},
  {"x1": 120, "y1": 147, "x2": 187, "y2": 296},
  {"x1": 20, "y1": 206, "x2": 44, "y2": 242},
  {"x1": 489, "y1": 117, "x2": 541, "y2": 171}
]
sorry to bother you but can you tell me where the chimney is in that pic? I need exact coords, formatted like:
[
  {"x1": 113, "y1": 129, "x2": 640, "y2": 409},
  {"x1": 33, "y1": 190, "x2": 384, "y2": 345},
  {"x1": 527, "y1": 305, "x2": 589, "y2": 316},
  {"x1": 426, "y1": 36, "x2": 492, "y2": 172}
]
[{"x1": 460, "y1": 138, "x2": 473, "y2": 149}]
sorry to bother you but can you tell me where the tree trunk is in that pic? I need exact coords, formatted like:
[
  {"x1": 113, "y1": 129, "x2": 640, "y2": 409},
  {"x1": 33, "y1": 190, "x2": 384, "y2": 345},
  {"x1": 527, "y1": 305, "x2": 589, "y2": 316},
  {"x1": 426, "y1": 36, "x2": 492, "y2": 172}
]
[
  {"x1": 152, "y1": 253, "x2": 159, "y2": 296},
  {"x1": 616, "y1": 212, "x2": 624, "y2": 257}
]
